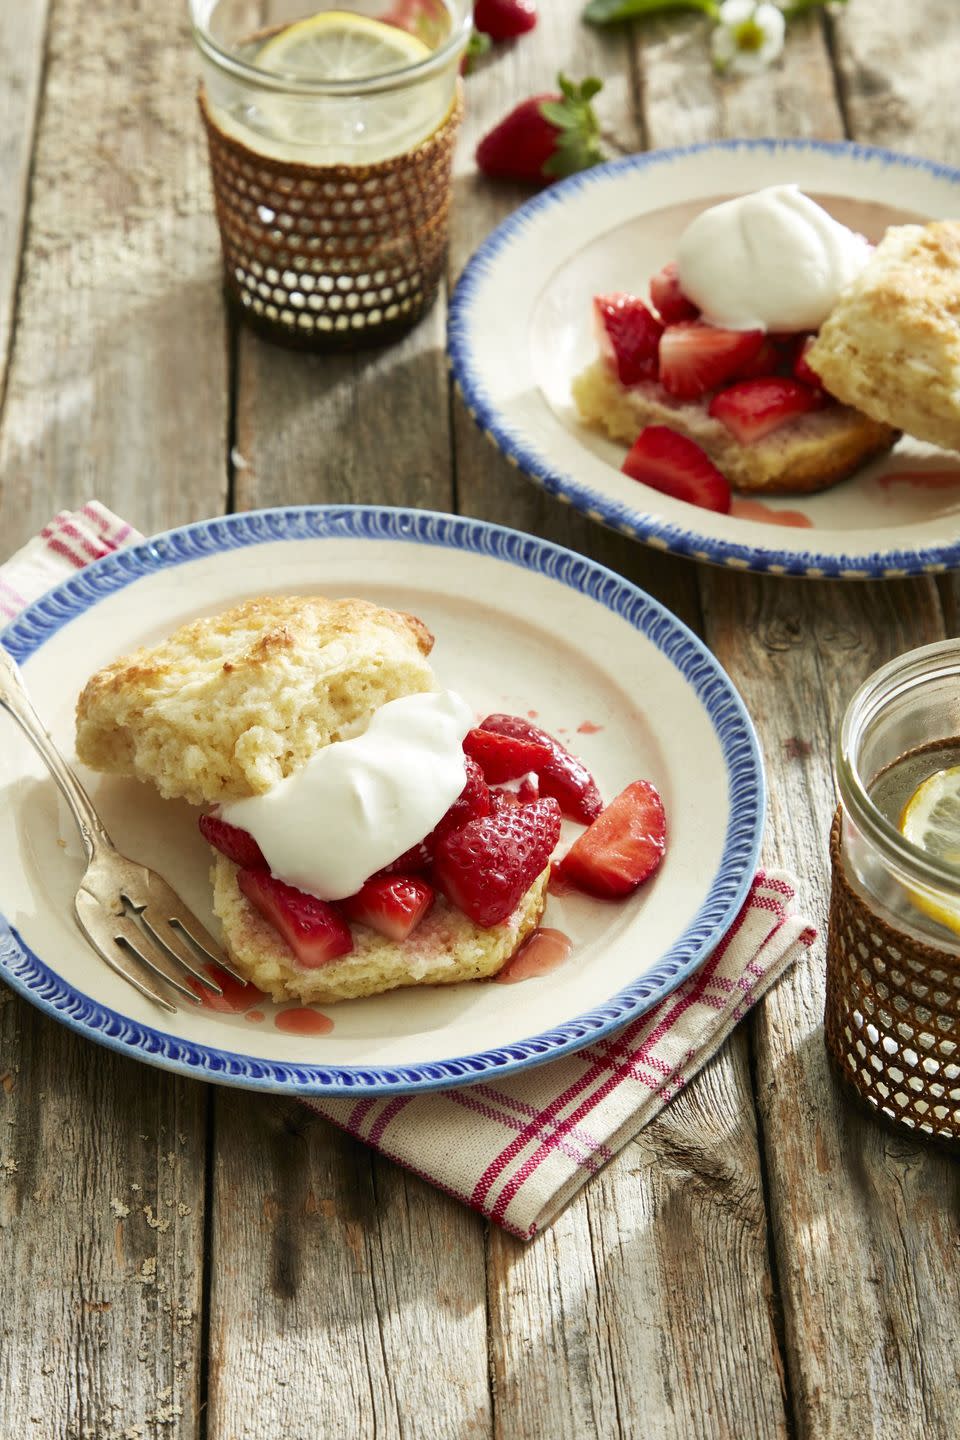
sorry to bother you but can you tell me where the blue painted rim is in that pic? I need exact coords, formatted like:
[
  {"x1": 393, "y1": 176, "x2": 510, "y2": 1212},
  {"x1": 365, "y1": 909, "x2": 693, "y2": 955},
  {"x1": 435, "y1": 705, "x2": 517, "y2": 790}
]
[
  {"x1": 0, "y1": 505, "x2": 765, "y2": 1095},
  {"x1": 448, "y1": 137, "x2": 960, "y2": 580}
]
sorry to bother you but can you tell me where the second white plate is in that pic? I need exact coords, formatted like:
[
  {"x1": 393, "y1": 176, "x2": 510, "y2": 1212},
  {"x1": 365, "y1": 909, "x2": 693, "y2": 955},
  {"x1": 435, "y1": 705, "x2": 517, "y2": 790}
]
[{"x1": 449, "y1": 139, "x2": 960, "y2": 579}]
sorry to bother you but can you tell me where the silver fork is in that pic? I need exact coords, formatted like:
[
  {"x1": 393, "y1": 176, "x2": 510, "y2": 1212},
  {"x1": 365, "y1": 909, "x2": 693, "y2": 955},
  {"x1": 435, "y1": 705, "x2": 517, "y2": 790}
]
[{"x1": 0, "y1": 643, "x2": 242, "y2": 1013}]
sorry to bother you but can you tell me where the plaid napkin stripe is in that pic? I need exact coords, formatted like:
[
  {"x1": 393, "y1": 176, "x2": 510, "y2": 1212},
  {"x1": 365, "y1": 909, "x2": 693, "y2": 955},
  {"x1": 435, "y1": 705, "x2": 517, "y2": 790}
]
[
  {"x1": 0, "y1": 503, "x2": 140, "y2": 617},
  {"x1": 1, "y1": 504, "x2": 816, "y2": 1240},
  {"x1": 310, "y1": 873, "x2": 814, "y2": 1238}
]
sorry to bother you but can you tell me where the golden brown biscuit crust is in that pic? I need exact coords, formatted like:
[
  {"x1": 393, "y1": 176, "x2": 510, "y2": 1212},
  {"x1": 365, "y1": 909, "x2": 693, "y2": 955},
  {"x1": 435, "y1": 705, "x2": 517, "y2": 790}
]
[
  {"x1": 76, "y1": 595, "x2": 437, "y2": 805},
  {"x1": 807, "y1": 221, "x2": 960, "y2": 452}
]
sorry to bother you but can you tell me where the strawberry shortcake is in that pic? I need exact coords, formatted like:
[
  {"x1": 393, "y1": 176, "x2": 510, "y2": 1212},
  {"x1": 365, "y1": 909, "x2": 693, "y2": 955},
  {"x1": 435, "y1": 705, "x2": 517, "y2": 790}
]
[
  {"x1": 76, "y1": 595, "x2": 667, "y2": 1004},
  {"x1": 572, "y1": 185, "x2": 900, "y2": 511}
]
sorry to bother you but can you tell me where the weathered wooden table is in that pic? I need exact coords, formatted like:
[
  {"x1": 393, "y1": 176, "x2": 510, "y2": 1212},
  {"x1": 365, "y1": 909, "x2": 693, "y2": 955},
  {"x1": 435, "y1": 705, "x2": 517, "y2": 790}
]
[{"x1": 2, "y1": 3, "x2": 959, "y2": 1436}]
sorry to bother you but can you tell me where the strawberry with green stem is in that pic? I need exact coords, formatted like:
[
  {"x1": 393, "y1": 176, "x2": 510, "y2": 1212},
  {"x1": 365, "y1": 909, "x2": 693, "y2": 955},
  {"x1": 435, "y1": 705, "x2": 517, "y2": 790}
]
[{"x1": 476, "y1": 73, "x2": 606, "y2": 185}]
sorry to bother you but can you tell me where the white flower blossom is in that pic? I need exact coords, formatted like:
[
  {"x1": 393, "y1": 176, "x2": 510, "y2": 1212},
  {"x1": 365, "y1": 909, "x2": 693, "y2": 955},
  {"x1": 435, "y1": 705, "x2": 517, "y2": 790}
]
[{"x1": 711, "y1": 0, "x2": 786, "y2": 75}]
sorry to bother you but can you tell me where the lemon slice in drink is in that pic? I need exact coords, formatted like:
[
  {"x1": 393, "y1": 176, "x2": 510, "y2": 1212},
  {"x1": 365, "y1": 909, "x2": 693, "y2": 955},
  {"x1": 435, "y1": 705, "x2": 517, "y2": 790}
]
[
  {"x1": 247, "y1": 11, "x2": 441, "y2": 164},
  {"x1": 256, "y1": 11, "x2": 430, "y2": 81},
  {"x1": 898, "y1": 765, "x2": 960, "y2": 931}
]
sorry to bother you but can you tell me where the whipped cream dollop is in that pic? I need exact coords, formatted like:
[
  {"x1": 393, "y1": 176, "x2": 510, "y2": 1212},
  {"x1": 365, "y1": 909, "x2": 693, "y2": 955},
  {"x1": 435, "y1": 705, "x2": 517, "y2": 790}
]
[
  {"x1": 221, "y1": 690, "x2": 473, "y2": 901},
  {"x1": 675, "y1": 184, "x2": 871, "y2": 332}
]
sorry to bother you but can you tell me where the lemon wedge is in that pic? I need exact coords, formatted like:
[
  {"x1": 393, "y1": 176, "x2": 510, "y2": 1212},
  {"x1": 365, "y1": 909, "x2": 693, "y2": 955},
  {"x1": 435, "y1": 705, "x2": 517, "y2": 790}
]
[
  {"x1": 256, "y1": 11, "x2": 430, "y2": 81},
  {"x1": 898, "y1": 765, "x2": 960, "y2": 932}
]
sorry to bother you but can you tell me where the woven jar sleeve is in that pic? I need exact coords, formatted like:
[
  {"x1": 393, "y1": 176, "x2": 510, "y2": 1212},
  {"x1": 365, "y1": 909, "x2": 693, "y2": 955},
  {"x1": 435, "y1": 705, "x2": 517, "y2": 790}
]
[
  {"x1": 825, "y1": 807, "x2": 960, "y2": 1143},
  {"x1": 199, "y1": 85, "x2": 464, "y2": 350}
]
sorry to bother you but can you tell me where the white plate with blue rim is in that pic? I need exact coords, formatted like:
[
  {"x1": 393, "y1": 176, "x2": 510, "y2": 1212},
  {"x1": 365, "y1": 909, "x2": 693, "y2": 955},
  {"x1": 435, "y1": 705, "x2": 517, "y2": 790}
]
[
  {"x1": 0, "y1": 506, "x2": 763, "y2": 1095},
  {"x1": 448, "y1": 139, "x2": 960, "y2": 580}
]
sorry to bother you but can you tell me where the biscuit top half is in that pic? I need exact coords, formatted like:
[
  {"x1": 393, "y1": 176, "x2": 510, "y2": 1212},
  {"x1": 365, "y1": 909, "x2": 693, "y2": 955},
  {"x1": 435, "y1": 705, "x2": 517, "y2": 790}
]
[
  {"x1": 75, "y1": 595, "x2": 436, "y2": 806},
  {"x1": 806, "y1": 220, "x2": 960, "y2": 452}
]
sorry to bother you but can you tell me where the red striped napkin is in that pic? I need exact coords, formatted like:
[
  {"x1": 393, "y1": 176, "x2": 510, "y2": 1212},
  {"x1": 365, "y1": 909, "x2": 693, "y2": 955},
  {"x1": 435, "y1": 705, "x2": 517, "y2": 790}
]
[{"x1": 1, "y1": 506, "x2": 815, "y2": 1240}]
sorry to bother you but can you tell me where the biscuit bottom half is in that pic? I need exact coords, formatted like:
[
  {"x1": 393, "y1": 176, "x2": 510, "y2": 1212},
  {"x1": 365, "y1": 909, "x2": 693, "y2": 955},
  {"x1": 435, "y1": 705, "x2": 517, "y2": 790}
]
[
  {"x1": 572, "y1": 359, "x2": 899, "y2": 495},
  {"x1": 211, "y1": 855, "x2": 550, "y2": 1004}
]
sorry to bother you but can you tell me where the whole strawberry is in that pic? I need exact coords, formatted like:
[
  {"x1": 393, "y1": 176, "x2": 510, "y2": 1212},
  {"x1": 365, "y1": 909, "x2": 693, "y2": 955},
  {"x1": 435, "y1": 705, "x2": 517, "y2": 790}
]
[
  {"x1": 474, "y1": 0, "x2": 537, "y2": 40},
  {"x1": 476, "y1": 73, "x2": 605, "y2": 185}
]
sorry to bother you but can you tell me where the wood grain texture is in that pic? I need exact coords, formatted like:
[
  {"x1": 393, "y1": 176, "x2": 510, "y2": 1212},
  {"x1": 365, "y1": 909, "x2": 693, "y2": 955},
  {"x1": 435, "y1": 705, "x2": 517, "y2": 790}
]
[
  {"x1": 0, "y1": 3, "x2": 225, "y2": 1435},
  {"x1": 0, "y1": 2, "x2": 50, "y2": 402},
  {"x1": 488, "y1": 1043, "x2": 789, "y2": 1440},
  {"x1": 0, "y1": 0, "x2": 228, "y2": 546},
  {"x1": 639, "y1": 6, "x2": 960, "y2": 1436},
  {"x1": 233, "y1": 306, "x2": 452, "y2": 513},
  {"x1": 0, "y1": 996, "x2": 207, "y2": 1440},
  {"x1": 207, "y1": 1098, "x2": 491, "y2": 1440}
]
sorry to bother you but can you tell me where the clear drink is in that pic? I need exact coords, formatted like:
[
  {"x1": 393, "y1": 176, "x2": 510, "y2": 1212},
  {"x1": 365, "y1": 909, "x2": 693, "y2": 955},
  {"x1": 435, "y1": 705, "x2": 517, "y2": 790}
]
[
  {"x1": 826, "y1": 641, "x2": 960, "y2": 1143},
  {"x1": 193, "y1": 1, "x2": 467, "y2": 166},
  {"x1": 190, "y1": 0, "x2": 471, "y2": 348}
]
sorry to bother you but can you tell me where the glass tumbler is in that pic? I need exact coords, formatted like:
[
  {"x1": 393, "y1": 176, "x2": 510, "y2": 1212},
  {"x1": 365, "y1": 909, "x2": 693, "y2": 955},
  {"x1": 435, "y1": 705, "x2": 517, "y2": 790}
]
[
  {"x1": 826, "y1": 639, "x2": 960, "y2": 1144},
  {"x1": 190, "y1": 0, "x2": 471, "y2": 348}
]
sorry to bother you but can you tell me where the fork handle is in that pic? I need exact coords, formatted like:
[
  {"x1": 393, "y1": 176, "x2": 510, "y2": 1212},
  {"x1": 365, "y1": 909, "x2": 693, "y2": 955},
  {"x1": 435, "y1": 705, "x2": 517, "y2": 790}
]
[{"x1": 0, "y1": 644, "x2": 112, "y2": 860}]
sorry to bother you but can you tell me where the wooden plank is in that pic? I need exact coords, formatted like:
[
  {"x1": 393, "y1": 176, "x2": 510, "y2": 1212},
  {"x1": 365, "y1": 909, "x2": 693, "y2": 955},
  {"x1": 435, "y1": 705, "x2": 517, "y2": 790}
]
[
  {"x1": 828, "y1": 0, "x2": 960, "y2": 157},
  {"x1": 0, "y1": 0, "x2": 229, "y2": 546},
  {"x1": 212, "y1": 99, "x2": 490, "y2": 1440},
  {"x1": 0, "y1": 2, "x2": 226, "y2": 1435},
  {"x1": 233, "y1": 311, "x2": 452, "y2": 512},
  {"x1": 207, "y1": 1097, "x2": 490, "y2": 1440},
  {"x1": 452, "y1": 11, "x2": 786, "y2": 1439},
  {"x1": 0, "y1": 3, "x2": 50, "y2": 401},
  {"x1": 639, "y1": 7, "x2": 960, "y2": 1436},
  {"x1": 0, "y1": 1000, "x2": 207, "y2": 1440},
  {"x1": 488, "y1": 1044, "x2": 790, "y2": 1440}
]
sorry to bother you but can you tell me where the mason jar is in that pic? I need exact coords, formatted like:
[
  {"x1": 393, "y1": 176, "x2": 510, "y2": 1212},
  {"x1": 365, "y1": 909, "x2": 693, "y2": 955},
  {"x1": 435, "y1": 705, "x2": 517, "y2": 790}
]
[{"x1": 826, "y1": 639, "x2": 960, "y2": 1143}]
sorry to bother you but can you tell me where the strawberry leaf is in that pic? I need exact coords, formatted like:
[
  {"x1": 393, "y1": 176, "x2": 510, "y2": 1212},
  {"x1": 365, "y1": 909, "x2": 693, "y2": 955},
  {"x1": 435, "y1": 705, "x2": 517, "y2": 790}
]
[
  {"x1": 583, "y1": 0, "x2": 719, "y2": 24},
  {"x1": 462, "y1": 27, "x2": 492, "y2": 71},
  {"x1": 539, "y1": 73, "x2": 605, "y2": 180}
]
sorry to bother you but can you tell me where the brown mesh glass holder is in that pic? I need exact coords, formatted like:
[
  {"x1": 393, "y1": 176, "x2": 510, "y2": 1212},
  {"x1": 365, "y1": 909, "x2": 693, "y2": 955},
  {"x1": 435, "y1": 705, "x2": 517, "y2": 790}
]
[
  {"x1": 199, "y1": 84, "x2": 463, "y2": 350},
  {"x1": 825, "y1": 808, "x2": 960, "y2": 1144}
]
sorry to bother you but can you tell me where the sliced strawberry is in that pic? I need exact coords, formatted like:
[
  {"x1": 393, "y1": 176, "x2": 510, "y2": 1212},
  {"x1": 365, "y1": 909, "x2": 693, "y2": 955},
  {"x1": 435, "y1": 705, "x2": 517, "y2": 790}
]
[
  {"x1": 479, "y1": 714, "x2": 603, "y2": 823},
  {"x1": 594, "y1": 294, "x2": 663, "y2": 386},
  {"x1": 199, "y1": 814, "x2": 267, "y2": 869},
  {"x1": 237, "y1": 870, "x2": 353, "y2": 968},
  {"x1": 432, "y1": 797, "x2": 561, "y2": 927},
  {"x1": 731, "y1": 336, "x2": 781, "y2": 380},
  {"x1": 621, "y1": 426, "x2": 731, "y2": 515},
  {"x1": 659, "y1": 322, "x2": 764, "y2": 400},
  {"x1": 708, "y1": 377, "x2": 825, "y2": 444},
  {"x1": 464, "y1": 728, "x2": 551, "y2": 783},
  {"x1": 649, "y1": 262, "x2": 699, "y2": 325},
  {"x1": 558, "y1": 780, "x2": 666, "y2": 898},
  {"x1": 380, "y1": 758, "x2": 490, "y2": 874},
  {"x1": 340, "y1": 875, "x2": 435, "y2": 942},
  {"x1": 793, "y1": 335, "x2": 826, "y2": 392}
]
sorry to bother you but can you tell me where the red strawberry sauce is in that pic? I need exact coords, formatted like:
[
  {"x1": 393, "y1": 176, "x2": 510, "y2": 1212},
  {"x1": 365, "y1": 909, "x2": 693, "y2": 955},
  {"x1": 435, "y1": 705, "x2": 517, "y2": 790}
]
[
  {"x1": 877, "y1": 470, "x2": 960, "y2": 491},
  {"x1": 495, "y1": 928, "x2": 572, "y2": 983},
  {"x1": 188, "y1": 964, "x2": 266, "y2": 1014},
  {"x1": 729, "y1": 498, "x2": 813, "y2": 528},
  {"x1": 577, "y1": 721, "x2": 603, "y2": 734},
  {"x1": 274, "y1": 1008, "x2": 335, "y2": 1036}
]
